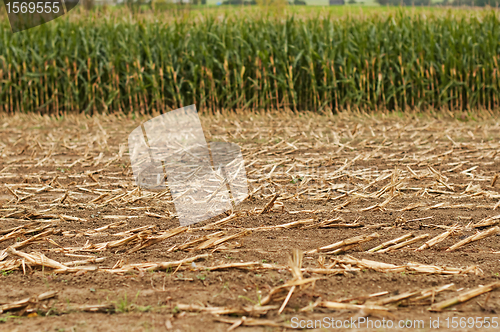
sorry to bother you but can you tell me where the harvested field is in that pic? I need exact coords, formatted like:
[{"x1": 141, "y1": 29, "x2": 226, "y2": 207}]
[{"x1": 0, "y1": 110, "x2": 499, "y2": 331}]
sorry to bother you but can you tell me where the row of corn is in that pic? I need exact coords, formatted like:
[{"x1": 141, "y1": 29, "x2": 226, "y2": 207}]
[{"x1": 1, "y1": 8, "x2": 500, "y2": 114}]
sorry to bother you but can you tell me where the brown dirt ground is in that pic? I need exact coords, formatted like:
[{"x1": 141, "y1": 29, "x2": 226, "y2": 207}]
[{"x1": 0, "y1": 110, "x2": 499, "y2": 332}]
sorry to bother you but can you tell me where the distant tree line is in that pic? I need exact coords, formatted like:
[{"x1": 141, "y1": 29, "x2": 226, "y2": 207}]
[
  {"x1": 376, "y1": 0, "x2": 500, "y2": 6},
  {"x1": 221, "y1": 0, "x2": 256, "y2": 4},
  {"x1": 222, "y1": 0, "x2": 304, "y2": 4},
  {"x1": 375, "y1": 0, "x2": 430, "y2": 5},
  {"x1": 442, "y1": 0, "x2": 500, "y2": 6}
]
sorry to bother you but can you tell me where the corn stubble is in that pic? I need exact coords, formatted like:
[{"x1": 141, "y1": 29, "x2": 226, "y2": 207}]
[
  {"x1": 1, "y1": 113, "x2": 500, "y2": 325},
  {"x1": 1, "y1": 8, "x2": 500, "y2": 114}
]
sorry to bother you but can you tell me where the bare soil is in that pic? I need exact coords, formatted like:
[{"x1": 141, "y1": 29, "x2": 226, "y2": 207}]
[{"x1": 0, "y1": 110, "x2": 499, "y2": 332}]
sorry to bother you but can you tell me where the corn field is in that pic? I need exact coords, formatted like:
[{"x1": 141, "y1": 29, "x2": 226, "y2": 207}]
[{"x1": 1, "y1": 8, "x2": 500, "y2": 114}]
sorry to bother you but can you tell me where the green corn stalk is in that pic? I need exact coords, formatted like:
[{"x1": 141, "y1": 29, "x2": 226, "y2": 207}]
[{"x1": 1, "y1": 7, "x2": 500, "y2": 114}]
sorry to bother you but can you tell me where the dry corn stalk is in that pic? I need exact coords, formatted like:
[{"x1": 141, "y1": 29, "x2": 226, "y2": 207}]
[
  {"x1": 367, "y1": 233, "x2": 413, "y2": 252},
  {"x1": 416, "y1": 227, "x2": 459, "y2": 251},
  {"x1": 53, "y1": 266, "x2": 99, "y2": 273},
  {"x1": 0, "y1": 258, "x2": 22, "y2": 271},
  {"x1": 201, "y1": 213, "x2": 238, "y2": 230},
  {"x1": 11, "y1": 228, "x2": 58, "y2": 250},
  {"x1": 410, "y1": 283, "x2": 456, "y2": 302},
  {"x1": 372, "y1": 290, "x2": 422, "y2": 306},
  {"x1": 59, "y1": 215, "x2": 88, "y2": 222},
  {"x1": 333, "y1": 291, "x2": 390, "y2": 304},
  {"x1": 378, "y1": 234, "x2": 429, "y2": 253},
  {"x1": 447, "y1": 226, "x2": 499, "y2": 251},
  {"x1": 175, "y1": 303, "x2": 278, "y2": 316},
  {"x1": 473, "y1": 214, "x2": 500, "y2": 228},
  {"x1": 197, "y1": 261, "x2": 262, "y2": 271},
  {"x1": 405, "y1": 263, "x2": 481, "y2": 275},
  {"x1": 250, "y1": 218, "x2": 315, "y2": 231},
  {"x1": 93, "y1": 230, "x2": 151, "y2": 251},
  {"x1": 301, "y1": 267, "x2": 352, "y2": 275},
  {"x1": 177, "y1": 231, "x2": 225, "y2": 250},
  {"x1": 428, "y1": 282, "x2": 500, "y2": 311},
  {"x1": 259, "y1": 192, "x2": 280, "y2": 214},
  {"x1": 317, "y1": 221, "x2": 363, "y2": 229},
  {"x1": 88, "y1": 192, "x2": 110, "y2": 204},
  {"x1": 0, "y1": 222, "x2": 41, "y2": 235},
  {"x1": 316, "y1": 300, "x2": 390, "y2": 312},
  {"x1": 127, "y1": 226, "x2": 188, "y2": 253},
  {"x1": 105, "y1": 253, "x2": 210, "y2": 273},
  {"x1": 332, "y1": 199, "x2": 352, "y2": 211},
  {"x1": 491, "y1": 174, "x2": 498, "y2": 187},
  {"x1": 91, "y1": 221, "x2": 127, "y2": 232},
  {"x1": 361, "y1": 192, "x2": 399, "y2": 211},
  {"x1": 59, "y1": 303, "x2": 115, "y2": 313},
  {"x1": 307, "y1": 233, "x2": 380, "y2": 254},
  {"x1": 0, "y1": 229, "x2": 25, "y2": 244},
  {"x1": 63, "y1": 257, "x2": 106, "y2": 267},
  {"x1": 337, "y1": 256, "x2": 403, "y2": 273},
  {"x1": 215, "y1": 317, "x2": 289, "y2": 329},
  {"x1": 261, "y1": 249, "x2": 319, "y2": 310},
  {"x1": 111, "y1": 225, "x2": 155, "y2": 237},
  {"x1": 145, "y1": 211, "x2": 170, "y2": 219},
  {"x1": 0, "y1": 291, "x2": 57, "y2": 314},
  {"x1": 7, "y1": 247, "x2": 69, "y2": 271},
  {"x1": 193, "y1": 230, "x2": 251, "y2": 251},
  {"x1": 335, "y1": 256, "x2": 480, "y2": 275},
  {"x1": 260, "y1": 278, "x2": 319, "y2": 307},
  {"x1": 0, "y1": 250, "x2": 7, "y2": 261},
  {"x1": 399, "y1": 202, "x2": 426, "y2": 211},
  {"x1": 373, "y1": 284, "x2": 454, "y2": 306},
  {"x1": 192, "y1": 262, "x2": 350, "y2": 274},
  {"x1": 278, "y1": 249, "x2": 303, "y2": 314}
]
